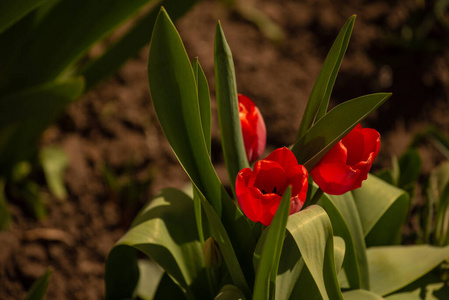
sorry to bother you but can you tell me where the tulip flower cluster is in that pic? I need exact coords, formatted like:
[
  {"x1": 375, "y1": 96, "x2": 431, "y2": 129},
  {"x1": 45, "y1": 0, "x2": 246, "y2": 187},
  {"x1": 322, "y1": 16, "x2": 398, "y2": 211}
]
[
  {"x1": 107, "y1": 10, "x2": 449, "y2": 300},
  {"x1": 236, "y1": 96, "x2": 380, "y2": 225}
]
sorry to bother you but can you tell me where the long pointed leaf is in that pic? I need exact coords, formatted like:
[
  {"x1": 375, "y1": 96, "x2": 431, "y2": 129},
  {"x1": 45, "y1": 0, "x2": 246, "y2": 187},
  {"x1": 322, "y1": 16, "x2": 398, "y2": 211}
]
[
  {"x1": 25, "y1": 268, "x2": 52, "y2": 300},
  {"x1": 214, "y1": 21, "x2": 249, "y2": 190},
  {"x1": 292, "y1": 93, "x2": 391, "y2": 170},
  {"x1": 200, "y1": 192, "x2": 251, "y2": 298},
  {"x1": 148, "y1": 7, "x2": 222, "y2": 215},
  {"x1": 192, "y1": 58, "x2": 212, "y2": 155},
  {"x1": 253, "y1": 187, "x2": 291, "y2": 299},
  {"x1": 297, "y1": 15, "x2": 356, "y2": 139}
]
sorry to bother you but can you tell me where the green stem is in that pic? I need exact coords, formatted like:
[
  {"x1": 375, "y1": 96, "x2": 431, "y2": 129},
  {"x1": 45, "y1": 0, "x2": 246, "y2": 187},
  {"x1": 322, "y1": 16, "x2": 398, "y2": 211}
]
[{"x1": 304, "y1": 188, "x2": 323, "y2": 208}]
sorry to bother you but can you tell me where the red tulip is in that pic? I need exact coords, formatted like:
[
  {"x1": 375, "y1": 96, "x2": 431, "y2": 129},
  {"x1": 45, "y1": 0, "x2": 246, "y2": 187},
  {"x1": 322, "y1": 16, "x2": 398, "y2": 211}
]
[
  {"x1": 238, "y1": 94, "x2": 266, "y2": 163},
  {"x1": 235, "y1": 147, "x2": 308, "y2": 226},
  {"x1": 311, "y1": 124, "x2": 380, "y2": 195}
]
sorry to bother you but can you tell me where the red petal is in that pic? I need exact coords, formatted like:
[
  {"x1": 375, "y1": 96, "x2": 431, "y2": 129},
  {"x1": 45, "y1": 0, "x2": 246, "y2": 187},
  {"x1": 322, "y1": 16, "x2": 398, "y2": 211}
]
[
  {"x1": 253, "y1": 160, "x2": 287, "y2": 195},
  {"x1": 320, "y1": 141, "x2": 348, "y2": 164},
  {"x1": 311, "y1": 162, "x2": 362, "y2": 195},
  {"x1": 259, "y1": 193, "x2": 281, "y2": 226},
  {"x1": 286, "y1": 164, "x2": 308, "y2": 197},
  {"x1": 265, "y1": 147, "x2": 298, "y2": 171}
]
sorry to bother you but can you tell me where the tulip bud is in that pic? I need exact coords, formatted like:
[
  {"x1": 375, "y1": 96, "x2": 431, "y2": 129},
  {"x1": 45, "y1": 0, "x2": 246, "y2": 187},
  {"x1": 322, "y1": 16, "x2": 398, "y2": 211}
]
[
  {"x1": 238, "y1": 94, "x2": 266, "y2": 163},
  {"x1": 202, "y1": 237, "x2": 222, "y2": 269},
  {"x1": 311, "y1": 124, "x2": 380, "y2": 195}
]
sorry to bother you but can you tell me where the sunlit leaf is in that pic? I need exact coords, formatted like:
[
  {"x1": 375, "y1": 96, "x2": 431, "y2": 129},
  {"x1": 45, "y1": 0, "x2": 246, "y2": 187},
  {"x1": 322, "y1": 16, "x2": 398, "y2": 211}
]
[
  {"x1": 253, "y1": 187, "x2": 291, "y2": 299},
  {"x1": 320, "y1": 192, "x2": 370, "y2": 289},
  {"x1": 343, "y1": 289, "x2": 384, "y2": 300},
  {"x1": 214, "y1": 21, "x2": 249, "y2": 190},
  {"x1": 136, "y1": 259, "x2": 164, "y2": 300},
  {"x1": 352, "y1": 175, "x2": 409, "y2": 246},
  {"x1": 214, "y1": 285, "x2": 247, "y2": 300},
  {"x1": 297, "y1": 15, "x2": 355, "y2": 139},
  {"x1": 107, "y1": 188, "x2": 207, "y2": 299},
  {"x1": 292, "y1": 93, "x2": 391, "y2": 170},
  {"x1": 368, "y1": 245, "x2": 449, "y2": 296},
  {"x1": 384, "y1": 271, "x2": 449, "y2": 300},
  {"x1": 287, "y1": 205, "x2": 343, "y2": 300},
  {"x1": 333, "y1": 236, "x2": 345, "y2": 275}
]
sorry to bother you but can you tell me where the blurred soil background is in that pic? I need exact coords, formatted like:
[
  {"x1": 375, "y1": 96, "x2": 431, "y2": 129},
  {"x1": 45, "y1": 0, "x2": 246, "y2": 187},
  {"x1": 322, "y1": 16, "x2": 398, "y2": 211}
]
[{"x1": 1, "y1": 0, "x2": 449, "y2": 298}]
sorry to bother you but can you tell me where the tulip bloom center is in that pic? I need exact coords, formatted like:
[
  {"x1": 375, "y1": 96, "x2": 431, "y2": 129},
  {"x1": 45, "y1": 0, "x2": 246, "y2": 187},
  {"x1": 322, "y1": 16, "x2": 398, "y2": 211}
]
[{"x1": 236, "y1": 147, "x2": 308, "y2": 226}]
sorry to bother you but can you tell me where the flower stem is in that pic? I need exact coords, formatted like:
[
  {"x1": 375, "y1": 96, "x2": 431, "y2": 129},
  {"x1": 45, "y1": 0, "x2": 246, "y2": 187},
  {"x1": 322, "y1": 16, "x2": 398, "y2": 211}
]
[{"x1": 304, "y1": 188, "x2": 323, "y2": 208}]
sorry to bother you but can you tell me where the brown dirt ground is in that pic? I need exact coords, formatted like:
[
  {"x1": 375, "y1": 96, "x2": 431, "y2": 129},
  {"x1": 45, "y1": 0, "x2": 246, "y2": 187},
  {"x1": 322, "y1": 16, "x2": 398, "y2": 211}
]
[{"x1": 1, "y1": 0, "x2": 448, "y2": 298}]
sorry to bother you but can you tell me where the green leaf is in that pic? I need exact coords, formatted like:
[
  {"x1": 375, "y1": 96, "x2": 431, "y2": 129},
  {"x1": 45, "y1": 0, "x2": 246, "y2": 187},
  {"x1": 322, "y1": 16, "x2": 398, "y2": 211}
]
[
  {"x1": 25, "y1": 268, "x2": 52, "y2": 300},
  {"x1": 214, "y1": 285, "x2": 247, "y2": 300},
  {"x1": 7, "y1": 0, "x2": 153, "y2": 89},
  {"x1": 411, "y1": 126, "x2": 449, "y2": 160},
  {"x1": 398, "y1": 148, "x2": 421, "y2": 190},
  {"x1": 0, "y1": 0, "x2": 48, "y2": 34},
  {"x1": 384, "y1": 271, "x2": 449, "y2": 300},
  {"x1": 352, "y1": 175, "x2": 409, "y2": 246},
  {"x1": 343, "y1": 289, "x2": 384, "y2": 300},
  {"x1": 214, "y1": 21, "x2": 249, "y2": 190},
  {"x1": 287, "y1": 205, "x2": 343, "y2": 300},
  {"x1": 333, "y1": 236, "x2": 346, "y2": 275},
  {"x1": 253, "y1": 187, "x2": 291, "y2": 299},
  {"x1": 147, "y1": 7, "x2": 223, "y2": 215},
  {"x1": 320, "y1": 192, "x2": 369, "y2": 290},
  {"x1": 111, "y1": 188, "x2": 207, "y2": 299},
  {"x1": 297, "y1": 15, "x2": 356, "y2": 139},
  {"x1": 82, "y1": 0, "x2": 199, "y2": 89},
  {"x1": 192, "y1": 58, "x2": 212, "y2": 155},
  {"x1": 39, "y1": 146, "x2": 68, "y2": 201},
  {"x1": 136, "y1": 259, "x2": 165, "y2": 300},
  {"x1": 199, "y1": 192, "x2": 251, "y2": 298},
  {"x1": 368, "y1": 245, "x2": 449, "y2": 296},
  {"x1": 427, "y1": 161, "x2": 449, "y2": 245},
  {"x1": 0, "y1": 77, "x2": 84, "y2": 173},
  {"x1": 105, "y1": 245, "x2": 139, "y2": 300},
  {"x1": 0, "y1": 180, "x2": 11, "y2": 230},
  {"x1": 292, "y1": 93, "x2": 391, "y2": 170}
]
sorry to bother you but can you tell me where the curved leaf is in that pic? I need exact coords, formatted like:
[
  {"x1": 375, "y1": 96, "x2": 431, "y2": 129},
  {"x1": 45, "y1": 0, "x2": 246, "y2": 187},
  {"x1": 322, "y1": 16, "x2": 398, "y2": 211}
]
[
  {"x1": 110, "y1": 188, "x2": 207, "y2": 300},
  {"x1": 287, "y1": 205, "x2": 343, "y2": 300},
  {"x1": 343, "y1": 289, "x2": 384, "y2": 300},
  {"x1": 368, "y1": 245, "x2": 449, "y2": 296},
  {"x1": 320, "y1": 192, "x2": 369, "y2": 289},
  {"x1": 352, "y1": 175, "x2": 409, "y2": 246},
  {"x1": 292, "y1": 93, "x2": 391, "y2": 170},
  {"x1": 214, "y1": 285, "x2": 247, "y2": 300},
  {"x1": 214, "y1": 21, "x2": 249, "y2": 190},
  {"x1": 297, "y1": 15, "x2": 355, "y2": 139}
]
